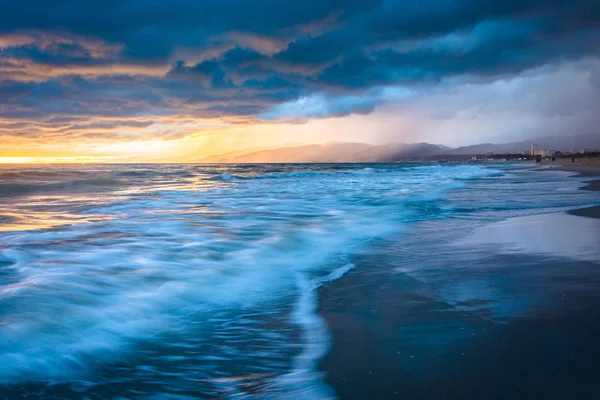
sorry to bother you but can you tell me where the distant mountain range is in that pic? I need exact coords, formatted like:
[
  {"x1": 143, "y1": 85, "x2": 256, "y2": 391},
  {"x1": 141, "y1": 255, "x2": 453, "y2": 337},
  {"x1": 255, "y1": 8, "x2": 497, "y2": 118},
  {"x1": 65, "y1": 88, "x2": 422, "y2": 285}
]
[
  {"x1": 193, "y1": 133, "x2": 599, "y2": 163},
  {"x1": 115, "y1": 133, "x2": 599, "y2": 163},
  {"x1": 445, "y1": 133, "x2": 600, "y2": 156}
]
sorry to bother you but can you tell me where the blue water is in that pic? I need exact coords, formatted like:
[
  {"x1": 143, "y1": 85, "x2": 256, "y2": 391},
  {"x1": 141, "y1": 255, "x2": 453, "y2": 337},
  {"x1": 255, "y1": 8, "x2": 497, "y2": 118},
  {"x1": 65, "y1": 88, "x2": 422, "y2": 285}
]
[{"x1": 0, "y1": 163, "x2": 597, "y2": 399}]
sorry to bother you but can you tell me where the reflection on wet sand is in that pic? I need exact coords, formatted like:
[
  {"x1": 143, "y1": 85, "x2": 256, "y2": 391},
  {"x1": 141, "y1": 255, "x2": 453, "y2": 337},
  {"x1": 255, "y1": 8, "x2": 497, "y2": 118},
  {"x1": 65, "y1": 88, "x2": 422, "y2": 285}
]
[{"x1": 320, "y1": 165, "x2": 600, "y2": 399}]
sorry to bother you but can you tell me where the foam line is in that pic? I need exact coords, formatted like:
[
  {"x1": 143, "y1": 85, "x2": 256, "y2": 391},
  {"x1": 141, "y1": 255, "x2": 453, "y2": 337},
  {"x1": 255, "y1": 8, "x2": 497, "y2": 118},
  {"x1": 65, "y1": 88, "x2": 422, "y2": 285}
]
[{"x1": 272, "y1": 264, "x2": 354, "y2": 400}]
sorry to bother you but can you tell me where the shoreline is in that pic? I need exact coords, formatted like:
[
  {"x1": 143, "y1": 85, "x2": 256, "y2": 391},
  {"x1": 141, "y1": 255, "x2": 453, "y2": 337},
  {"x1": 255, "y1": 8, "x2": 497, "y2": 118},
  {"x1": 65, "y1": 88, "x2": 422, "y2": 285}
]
[
  {"x1": 317, "y1": 162, "x2": 600, "y2": 399},
  {"x1": 537, "y1": 158, "x2": 600, "y2": 218}
]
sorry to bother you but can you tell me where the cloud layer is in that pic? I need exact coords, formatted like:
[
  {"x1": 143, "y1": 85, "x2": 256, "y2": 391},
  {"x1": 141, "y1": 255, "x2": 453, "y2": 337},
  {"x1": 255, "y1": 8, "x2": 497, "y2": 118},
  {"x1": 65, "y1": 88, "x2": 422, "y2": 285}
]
[{"x1": 1, "y1": 0, "x2": 599, "y2": 147}]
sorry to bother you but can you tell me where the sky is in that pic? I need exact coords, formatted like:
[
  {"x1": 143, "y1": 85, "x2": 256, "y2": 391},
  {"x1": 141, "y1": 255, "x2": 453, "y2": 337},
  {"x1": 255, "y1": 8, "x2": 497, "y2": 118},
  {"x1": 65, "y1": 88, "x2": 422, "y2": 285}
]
[{"x1": 0, "y1": 0, "x2": 599, "y2": 162}]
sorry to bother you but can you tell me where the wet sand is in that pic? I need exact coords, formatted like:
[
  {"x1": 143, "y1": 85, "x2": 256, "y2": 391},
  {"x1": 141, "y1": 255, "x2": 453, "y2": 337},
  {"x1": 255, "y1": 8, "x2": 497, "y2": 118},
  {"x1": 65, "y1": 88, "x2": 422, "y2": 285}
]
[
  {"x1": 538, "y1": 157, "x2": 600, "y2": 179},
  {"x1": 569, "y1": 205, "x2": 600, "y2": 219},
  {"x1": 533, "y1": 157, "x2": 600, "y2": 220},
  {"x1": 544, "y1": 158, "x2": 600, "y2": 219},
  {"x1": 318, "y1": 163, "x2": 600, "y2": 399},
  {"x1": 318, "y1": 253, "x2": 600, "y2": 399},
  {"x1": 454, "y1": 213, "x2": 600, "y2": 262}
]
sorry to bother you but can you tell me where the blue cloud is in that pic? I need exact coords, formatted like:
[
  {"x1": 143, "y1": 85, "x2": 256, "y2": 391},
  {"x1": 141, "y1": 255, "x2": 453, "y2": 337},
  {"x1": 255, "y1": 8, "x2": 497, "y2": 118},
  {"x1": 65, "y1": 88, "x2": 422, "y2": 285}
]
[{"x1": 0, "y1": 0, "x2": 599, "y2": 135}]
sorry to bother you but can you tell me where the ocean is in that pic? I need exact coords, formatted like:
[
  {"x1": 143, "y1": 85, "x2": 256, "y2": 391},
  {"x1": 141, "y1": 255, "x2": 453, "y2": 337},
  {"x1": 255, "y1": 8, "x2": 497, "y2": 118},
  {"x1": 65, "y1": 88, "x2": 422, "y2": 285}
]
[{"x1": 0, "y1": 163, "x2": 598, "y2": 399}]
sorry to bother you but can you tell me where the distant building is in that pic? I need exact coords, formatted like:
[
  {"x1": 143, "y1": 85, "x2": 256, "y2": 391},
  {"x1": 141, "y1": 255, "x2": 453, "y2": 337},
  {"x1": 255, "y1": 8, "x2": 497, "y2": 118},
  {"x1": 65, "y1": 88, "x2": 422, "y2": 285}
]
[
  {"x1": 531, "y1": 148, "x2": 552, "y2": 157},
  {"x1": 530, "y1": 144, "x2": 551, "y2": 157}
]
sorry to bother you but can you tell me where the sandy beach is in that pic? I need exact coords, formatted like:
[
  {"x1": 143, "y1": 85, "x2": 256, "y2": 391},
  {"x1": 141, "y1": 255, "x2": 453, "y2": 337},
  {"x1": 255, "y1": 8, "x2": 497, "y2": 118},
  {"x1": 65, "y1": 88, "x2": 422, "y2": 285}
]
[
  {"x1": 319, "y1": 161, "x2": 600, "y2": 399},
  {"x1": 539, "y1": 157, "x2": 600, "y2": 218},
  {"x1": 539, "y1": 156, "x2": 600, "y2": 178}
]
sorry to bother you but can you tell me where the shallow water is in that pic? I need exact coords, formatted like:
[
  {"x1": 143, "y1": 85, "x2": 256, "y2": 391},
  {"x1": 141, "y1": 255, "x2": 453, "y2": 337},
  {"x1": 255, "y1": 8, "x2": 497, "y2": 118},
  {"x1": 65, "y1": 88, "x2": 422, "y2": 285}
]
[{"x1": 0, "y1": 163, "x2": 597, "y2": 399}]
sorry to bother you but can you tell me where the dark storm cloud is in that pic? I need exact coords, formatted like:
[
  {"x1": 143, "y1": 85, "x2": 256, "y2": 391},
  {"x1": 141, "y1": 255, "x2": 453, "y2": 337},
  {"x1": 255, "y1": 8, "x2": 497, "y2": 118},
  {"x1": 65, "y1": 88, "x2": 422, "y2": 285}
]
[{"x1": 0, "y1": 0, "x2": 599, "y2": 134}]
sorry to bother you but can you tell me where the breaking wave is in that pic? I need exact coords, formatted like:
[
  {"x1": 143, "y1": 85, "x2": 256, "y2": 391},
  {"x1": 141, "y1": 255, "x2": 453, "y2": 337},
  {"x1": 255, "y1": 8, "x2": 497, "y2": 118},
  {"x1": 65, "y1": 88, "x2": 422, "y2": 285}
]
[{"x1": 0, "y1": 162, "x2": 506, "y2": 398}]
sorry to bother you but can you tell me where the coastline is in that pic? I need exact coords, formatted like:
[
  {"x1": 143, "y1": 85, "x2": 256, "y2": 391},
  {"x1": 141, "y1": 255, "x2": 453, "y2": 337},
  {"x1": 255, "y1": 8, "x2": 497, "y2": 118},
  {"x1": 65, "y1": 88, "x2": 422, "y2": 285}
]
[
  {"x1": 537, "y1": 158, "x2": 600, "y2": 218},
  {"x1": 317, "y1": 161, "x2": 600, "y2": 399}
]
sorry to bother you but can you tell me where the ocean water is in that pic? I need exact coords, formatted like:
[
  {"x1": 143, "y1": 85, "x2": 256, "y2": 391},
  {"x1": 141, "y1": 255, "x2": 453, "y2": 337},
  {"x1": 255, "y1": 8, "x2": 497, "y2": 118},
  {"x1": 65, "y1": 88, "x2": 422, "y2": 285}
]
[{"x1": 0, "y1": 163, "x2": 597, "y2": 399}]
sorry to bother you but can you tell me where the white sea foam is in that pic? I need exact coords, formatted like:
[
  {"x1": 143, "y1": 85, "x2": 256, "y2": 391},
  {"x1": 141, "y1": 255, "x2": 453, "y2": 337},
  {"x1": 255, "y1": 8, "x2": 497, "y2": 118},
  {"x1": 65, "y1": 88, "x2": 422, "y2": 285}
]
[
  {"x1": 269, "y1": 264, "x2": 356, "y2": 399},
  {"x1": 0, "y1": 163, "x2": 505, "y2": 394}
]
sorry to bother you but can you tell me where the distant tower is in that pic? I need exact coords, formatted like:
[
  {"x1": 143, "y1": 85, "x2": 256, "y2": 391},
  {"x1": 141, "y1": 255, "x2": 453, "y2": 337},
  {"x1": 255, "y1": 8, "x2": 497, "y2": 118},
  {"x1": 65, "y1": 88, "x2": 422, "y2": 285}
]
[{"x1": 530, "y1": 143, "x2": 535, "y2": 156}]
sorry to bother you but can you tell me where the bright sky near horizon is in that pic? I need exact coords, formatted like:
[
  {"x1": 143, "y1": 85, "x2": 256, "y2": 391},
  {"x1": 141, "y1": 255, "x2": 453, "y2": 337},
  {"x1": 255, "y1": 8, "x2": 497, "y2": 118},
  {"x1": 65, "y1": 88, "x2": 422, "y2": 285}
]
[{"x1": 1, "y1": 0, "x2": 599, "y2": 162}]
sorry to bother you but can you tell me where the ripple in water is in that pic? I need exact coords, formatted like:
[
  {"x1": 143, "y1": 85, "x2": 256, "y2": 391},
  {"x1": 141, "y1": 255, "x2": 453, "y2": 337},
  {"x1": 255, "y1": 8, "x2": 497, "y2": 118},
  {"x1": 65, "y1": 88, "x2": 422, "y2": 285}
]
[{"x1": 0, "y1": 163, "x2": 595, "y2": 398}]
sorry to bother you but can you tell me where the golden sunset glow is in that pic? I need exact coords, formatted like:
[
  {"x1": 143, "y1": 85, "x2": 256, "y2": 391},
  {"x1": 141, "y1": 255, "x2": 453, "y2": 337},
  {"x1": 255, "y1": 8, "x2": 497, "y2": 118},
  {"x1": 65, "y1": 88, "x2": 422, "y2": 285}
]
[
  {"x1": 1, "y1": 1, "x2": 599, "y2": 162},
  {"x1": 0, "y1": 156, "x2": 118, "y2": 164}
]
